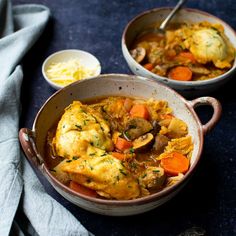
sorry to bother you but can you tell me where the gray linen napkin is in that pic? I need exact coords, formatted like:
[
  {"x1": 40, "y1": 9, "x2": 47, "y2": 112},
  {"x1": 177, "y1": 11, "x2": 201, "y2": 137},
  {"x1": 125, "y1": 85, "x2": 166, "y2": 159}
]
[{"x1": 0, "y1": 1, "x2": 91, "y2": 235}]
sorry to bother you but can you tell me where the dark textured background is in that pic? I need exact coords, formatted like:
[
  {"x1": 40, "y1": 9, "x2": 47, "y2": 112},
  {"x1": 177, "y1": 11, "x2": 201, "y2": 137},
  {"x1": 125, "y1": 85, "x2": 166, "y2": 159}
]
[{"x1": 13, "y1": 0, "x2": 236, "y2": 235}]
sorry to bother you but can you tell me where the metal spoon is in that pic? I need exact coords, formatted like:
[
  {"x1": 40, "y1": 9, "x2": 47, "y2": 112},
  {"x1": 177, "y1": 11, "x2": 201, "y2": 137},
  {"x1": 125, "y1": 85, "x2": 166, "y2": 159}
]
[
  {"x1": 139, "y1": 0, "x2": 187, "y2": 37},
  {"x1": 149, "y1": 0, "x2": 188, "y2": 36},
  {"x1": 130, "y1": 0, "x2": 187, "y2": 63}
]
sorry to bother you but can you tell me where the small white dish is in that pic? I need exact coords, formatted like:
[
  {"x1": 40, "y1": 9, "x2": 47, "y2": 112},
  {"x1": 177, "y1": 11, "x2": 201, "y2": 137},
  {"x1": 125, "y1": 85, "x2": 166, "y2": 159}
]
[{"x1": 42, "y1": 49, "x2": 101, "y2": 90}]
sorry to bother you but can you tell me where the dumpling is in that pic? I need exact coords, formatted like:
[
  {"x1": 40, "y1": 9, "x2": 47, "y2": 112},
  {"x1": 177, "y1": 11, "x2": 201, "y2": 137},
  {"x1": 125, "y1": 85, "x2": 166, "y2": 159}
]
[
  {"x1": 54, "y1": 145, "x2": 141, "y2": 200},
  {"x1": 52, "y1": 101, "x2": 114, "y2": 159},
  {"x1": 184, "y1": 28, "x2": 235, "y2": 68}
]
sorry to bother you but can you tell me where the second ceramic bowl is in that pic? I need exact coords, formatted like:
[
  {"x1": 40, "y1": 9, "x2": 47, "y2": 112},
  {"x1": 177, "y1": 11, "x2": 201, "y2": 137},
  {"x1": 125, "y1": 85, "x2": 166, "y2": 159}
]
[{"x1": 122, "y1": 8, "x2": 236, "y2": 97}]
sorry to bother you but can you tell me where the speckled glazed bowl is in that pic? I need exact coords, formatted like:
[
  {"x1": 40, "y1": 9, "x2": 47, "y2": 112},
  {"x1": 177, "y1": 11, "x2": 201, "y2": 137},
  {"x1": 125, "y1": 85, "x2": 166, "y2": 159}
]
[
  {"x1": 122, "y1": 8, "x2": 236, "y2": 97},
  {"x1": 19, "y1": 74, "x2": 221, "y2": 216}
]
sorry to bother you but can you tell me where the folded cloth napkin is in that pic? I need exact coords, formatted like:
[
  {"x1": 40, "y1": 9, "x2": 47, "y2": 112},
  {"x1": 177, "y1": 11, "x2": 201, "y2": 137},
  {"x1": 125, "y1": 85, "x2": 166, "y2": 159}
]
[{"x1": 0, "y1": 1, "x2": 91, "y2": 235}]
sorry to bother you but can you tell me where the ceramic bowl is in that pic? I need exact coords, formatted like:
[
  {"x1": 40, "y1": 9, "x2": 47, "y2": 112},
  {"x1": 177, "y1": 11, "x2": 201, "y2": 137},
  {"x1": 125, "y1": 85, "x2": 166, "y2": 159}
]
[
  {"x1": 19, "y1": 74, "x2": 221, "y2": 216},
  {"x1": 122, "y1": 8, "x2": 236, "y2": 97},
  {"x1": 42, "y1": 49, "x2": 101, "y2": 90}
]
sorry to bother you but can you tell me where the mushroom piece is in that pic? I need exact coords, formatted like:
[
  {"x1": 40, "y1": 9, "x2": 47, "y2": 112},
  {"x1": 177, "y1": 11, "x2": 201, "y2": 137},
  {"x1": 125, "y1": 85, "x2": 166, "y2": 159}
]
[
  {"x1": 132, "y1": 133, "x2": 154, "y2": 152},
  {"x1": 123, "y1": 117, "x2": 153, "y2": 141},
  {"x1": 130, "y1": 47, "x2": 146, "y2": 63},
  {"x1": 153, "y1": 134, "x2": 169, "y2": 155},
  {"x1": 151, "y1": 120, "x2": 161, "y2": 136},
  {"x1": 188, "y1": 64, "x2": 210, "y2": 75}
]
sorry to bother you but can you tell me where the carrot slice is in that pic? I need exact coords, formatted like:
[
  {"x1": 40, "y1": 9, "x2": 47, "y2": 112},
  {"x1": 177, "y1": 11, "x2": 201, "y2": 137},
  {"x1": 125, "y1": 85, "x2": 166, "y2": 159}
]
[
  {"x1": 160, "y1": 152, "x2": 190, "y2": 176},
  {"x1": 143, "y1": 63, "x2": 154, "y2": 71},
  {"x1": 168, "y1": 66, "x2": 192, "y2": 81},
  {"x1": 69, "y1": 181, "x2": 97, "y2": 197},
  {"x1": 112, "y1": 152, "x2": 135, "y2": 160},
  {"x1": 130, "y1": 104, "x2": 150, "y2": 120},
  {"x1": 176, "y1": 52, "x2": 196, "y2": 63},
  {"x1": 115, "y1": 137, "x2": 133, "y2": 151},
  {"x1": 112, "y1": 152, "x2": 126, "y2": 160}
]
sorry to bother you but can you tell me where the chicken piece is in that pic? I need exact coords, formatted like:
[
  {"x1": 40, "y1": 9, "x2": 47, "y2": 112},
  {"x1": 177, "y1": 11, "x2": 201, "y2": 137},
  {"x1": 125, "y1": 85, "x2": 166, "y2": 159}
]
[
  {"x1": 54, "y1": 145, "x2": 140, "y2": 200},
  {"x1": 101, "y1": 97, "x2": 130, "y2": 132},
  {"x1": 52, "y1": 101, "x2": 114, "y2": 159},
  {"x1": 147, "y1": 45, "x2": 165, "y2": 64},
  {"x1": 184, "y1": 28, "x2": 235, "y2": 69},
  {"x1": 138, "y1": 166, "x2": 166, "y2": 190},
  {"x1": 166, "y1": 173, "x2": 184, "y2": 187},
  {"x1": 122, "y1": 159, "x2": 166, "y2": 191}
]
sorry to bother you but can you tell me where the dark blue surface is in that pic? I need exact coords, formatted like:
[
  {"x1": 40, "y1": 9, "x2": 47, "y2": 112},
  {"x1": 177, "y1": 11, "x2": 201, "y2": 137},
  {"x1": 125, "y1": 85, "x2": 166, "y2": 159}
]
[{"x1": 14, "y1": 0, "x2": 236, "y2": 235}]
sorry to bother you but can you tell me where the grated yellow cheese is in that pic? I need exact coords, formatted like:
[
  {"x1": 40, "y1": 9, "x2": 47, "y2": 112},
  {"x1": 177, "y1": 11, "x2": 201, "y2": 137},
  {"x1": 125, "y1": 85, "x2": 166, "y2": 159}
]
[{"x1": 46, "y1": 59, "x2": 98, "y2": 86}]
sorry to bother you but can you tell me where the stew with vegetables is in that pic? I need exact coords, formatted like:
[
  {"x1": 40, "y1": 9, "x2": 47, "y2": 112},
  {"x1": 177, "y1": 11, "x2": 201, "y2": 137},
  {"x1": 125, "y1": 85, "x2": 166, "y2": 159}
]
[
  {"x1": 130, "y1": 21, "x2": 235, "y2": 81},
  {"x1": 46, "y1": 96, "x2": 193, "y2": 200}
]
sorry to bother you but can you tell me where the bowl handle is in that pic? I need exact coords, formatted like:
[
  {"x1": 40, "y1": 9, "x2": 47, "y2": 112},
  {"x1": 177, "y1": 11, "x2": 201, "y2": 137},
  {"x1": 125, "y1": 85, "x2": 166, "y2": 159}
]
[
  {"x1": 188, "y1": 97, "x2": 222, "y2": 135},
  {"x1": 19, "y1": 128, "x2": 44, "y2": 169}
]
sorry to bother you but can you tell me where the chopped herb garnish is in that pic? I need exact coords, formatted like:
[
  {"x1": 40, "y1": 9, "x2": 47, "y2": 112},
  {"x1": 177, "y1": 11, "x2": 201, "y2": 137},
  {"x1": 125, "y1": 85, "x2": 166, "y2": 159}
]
[
  {"x1": 142, "y1": 173, "x2": 147, "y2": 178},
  {"x1": 72, "y1": 156, "x2": 78, "y2": 160},
  {"x1": 95, "y1": 141, "x2": 100, "y2": 147},
  {"x1": 75, "y1": 124, "x2": 82, "y2": 130},
  {"x1": 89, "y1": 166, "x2": 94, "y2": 170},
  {"x1": 66, "y1": 160, "x2": 72, "y2": 163},
  {"x1": 153, "y1": 169, "x2": 160, "y2": 173},
  {"x1": 62, "y1": 125, "x2": 65, "y2": 129},
  {"x1": 89, "y1": 153, "x2": 96, "y2": 156},
  {"x1": 80, "y1": 108, "x2": 86, "y2": 113},
  {"x1": 129, "y1": 162, "x2": 137, "y2": 169},
  {"x1": 101, "y1": 153, "x2": 107, "y2": 157},
  {"x1": 105, "y1": 158, "x2": 114, "y2": 164},
  {"x1": 119, "y1": 169, "x2": 127, "y2": 176},
  {"x1": 83, "y1": 120, "x2": 87, "y2": 125},
  {"x1": 121, "y1": 161, "x2": 125, "y2": 167},
  {"x1": 124, "y1": 131, "x2": 131, "y2": 139},
  {"x1": 116, "y1": 175, "x2": 120, "y2": 181},
  {"x1": 129, "y1": 147, "x2": 135, "y2": 154}
]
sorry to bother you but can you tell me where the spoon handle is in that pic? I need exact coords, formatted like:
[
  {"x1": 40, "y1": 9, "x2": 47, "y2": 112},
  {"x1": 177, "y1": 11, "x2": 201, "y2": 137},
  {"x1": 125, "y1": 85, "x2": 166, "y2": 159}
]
[{"x1": 159, "y1": 0, "x2": 187, "y2": 30}]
